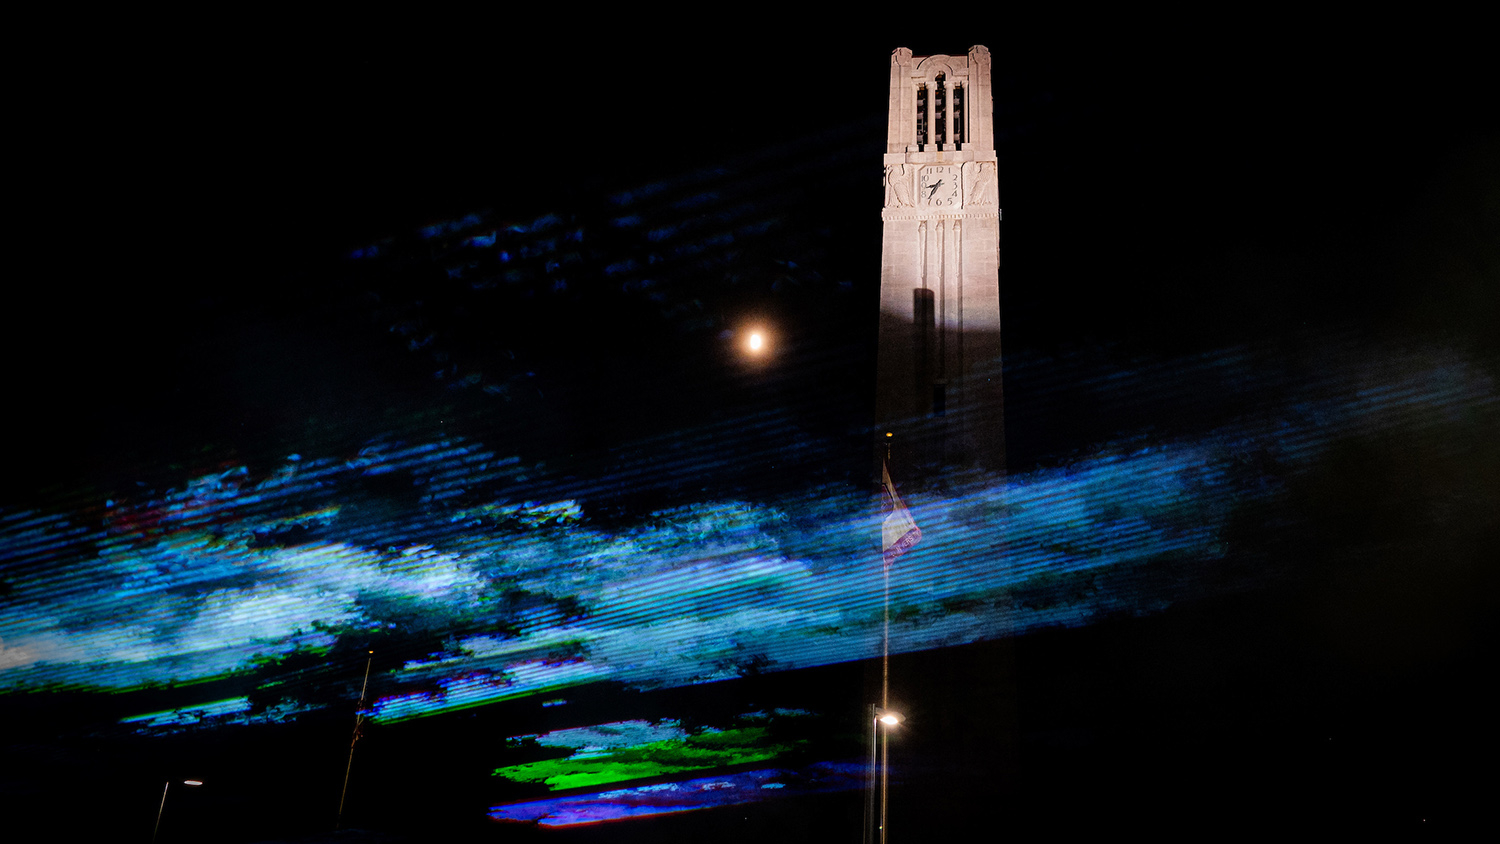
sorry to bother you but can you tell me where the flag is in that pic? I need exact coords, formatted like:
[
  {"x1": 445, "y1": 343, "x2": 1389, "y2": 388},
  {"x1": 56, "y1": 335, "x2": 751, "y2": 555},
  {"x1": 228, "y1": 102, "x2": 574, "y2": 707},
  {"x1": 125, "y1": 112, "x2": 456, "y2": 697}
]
[{"x1": 881, "y1": 461, "x2": 921, "y2": 566}]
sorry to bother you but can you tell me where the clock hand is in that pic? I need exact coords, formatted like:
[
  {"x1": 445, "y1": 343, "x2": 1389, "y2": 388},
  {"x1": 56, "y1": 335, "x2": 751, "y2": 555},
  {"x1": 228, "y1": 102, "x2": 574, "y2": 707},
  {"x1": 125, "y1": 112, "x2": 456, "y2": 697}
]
[{"x1": 926, "y1": 180, "x2": 943, "y2": 199}]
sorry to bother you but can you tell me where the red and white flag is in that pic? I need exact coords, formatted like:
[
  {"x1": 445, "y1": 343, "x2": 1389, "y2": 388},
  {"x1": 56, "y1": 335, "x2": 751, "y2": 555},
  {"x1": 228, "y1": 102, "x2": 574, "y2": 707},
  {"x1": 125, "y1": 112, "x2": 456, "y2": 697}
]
[{"x1": 881, "y1": 461, "x2": 921, "y2": 567}]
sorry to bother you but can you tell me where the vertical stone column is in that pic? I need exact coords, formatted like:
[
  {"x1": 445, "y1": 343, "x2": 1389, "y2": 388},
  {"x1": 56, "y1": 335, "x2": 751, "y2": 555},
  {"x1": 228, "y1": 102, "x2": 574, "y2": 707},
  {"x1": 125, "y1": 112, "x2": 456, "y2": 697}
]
[
  {"x1": 937, "y1": 219, "x2": 948, "y2": 381},
  {"x1": 889, "y1": 48, "x2": 914, "y2": 154},
  {"x1": 917, "y1": 219, "x2": 928, "y2": 291},
  {"x1": 968, "y1": 45, "x2": 994, "y2": 151},
  {"x1": 951, "y1": 218, "x2": 963, "y2": 388}
]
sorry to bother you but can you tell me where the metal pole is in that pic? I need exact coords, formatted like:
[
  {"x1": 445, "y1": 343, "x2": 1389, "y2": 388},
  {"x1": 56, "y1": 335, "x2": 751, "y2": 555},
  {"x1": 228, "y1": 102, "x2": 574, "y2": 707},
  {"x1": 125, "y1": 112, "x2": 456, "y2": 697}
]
[
  {"x1": 881, "y1": 556, "x2": 891, "y2": 842},
  {"x1": 336, "y1": 651, "x2": 373, "y2": 830},
  {"x1": 880, "y1": 717, "x2": 889, "y2": 844},
  {"x1": 152, "y1": 781, "x2": 170, "y2": 843},
  {"x1": 883, "y1": 559, "x2": 890, "y2": 715},
  {"x1": 881, "y1": 433, "x2": 893, "y2": 843},
  {"x1": 864, "y1": 707, "x2": 880, "y2": 844}
]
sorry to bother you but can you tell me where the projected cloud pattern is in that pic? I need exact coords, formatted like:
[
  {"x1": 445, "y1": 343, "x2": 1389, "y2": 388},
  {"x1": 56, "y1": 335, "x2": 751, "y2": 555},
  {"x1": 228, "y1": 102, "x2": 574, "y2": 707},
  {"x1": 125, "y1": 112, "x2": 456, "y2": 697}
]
[{"x1": 2, "y1": 333, "x2": 1493, "y2": 822}]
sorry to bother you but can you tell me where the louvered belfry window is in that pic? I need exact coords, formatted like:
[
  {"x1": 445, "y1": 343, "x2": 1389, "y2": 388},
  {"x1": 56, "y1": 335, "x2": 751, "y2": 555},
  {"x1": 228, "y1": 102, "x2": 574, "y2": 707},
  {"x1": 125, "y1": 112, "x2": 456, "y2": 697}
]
[
  {"x1": 934, "y1": 73, "x2": 947, "y2": 148},
  {"x1": 952, "y1": 83, "x2": 965, "y2": 149},
  {"x1": 916, "y1": 83, "x2": 929, "y2": 148}
]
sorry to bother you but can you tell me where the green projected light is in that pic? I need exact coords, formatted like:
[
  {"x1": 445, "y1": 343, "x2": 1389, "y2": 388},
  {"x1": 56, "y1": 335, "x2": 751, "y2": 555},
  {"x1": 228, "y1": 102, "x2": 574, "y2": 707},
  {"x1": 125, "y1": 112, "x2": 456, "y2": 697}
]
[{"x1": 495, "y1": 714, "x2": 808, "y2": 792}]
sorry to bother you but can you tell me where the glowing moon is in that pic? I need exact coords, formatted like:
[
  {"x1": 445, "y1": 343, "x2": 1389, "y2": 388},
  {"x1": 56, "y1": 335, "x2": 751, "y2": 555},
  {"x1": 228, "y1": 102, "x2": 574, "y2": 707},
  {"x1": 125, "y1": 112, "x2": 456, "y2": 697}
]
[{"x1": 748, "y1": 332, "x2": 765, "y2": 353}]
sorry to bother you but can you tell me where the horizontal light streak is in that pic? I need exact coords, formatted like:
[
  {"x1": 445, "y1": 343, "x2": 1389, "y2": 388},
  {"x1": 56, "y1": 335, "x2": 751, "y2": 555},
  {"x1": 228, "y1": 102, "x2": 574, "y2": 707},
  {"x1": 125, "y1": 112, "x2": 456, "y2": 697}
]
[
  {"x1": 1, "y1": 343, "x2": 1492, "y2": 741},
  {"x1": 490, "y1": 761, "x2": 868, "y2": 827}
]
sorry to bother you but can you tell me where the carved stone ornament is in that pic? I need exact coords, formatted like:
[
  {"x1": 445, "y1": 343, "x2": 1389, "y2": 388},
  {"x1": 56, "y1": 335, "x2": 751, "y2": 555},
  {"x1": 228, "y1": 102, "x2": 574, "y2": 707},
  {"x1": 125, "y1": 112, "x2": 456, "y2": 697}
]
[
  {"x1": 969, "y1": 44, "x2": 991, "y2": 72},
  {"x1": 892, "y1": 47, "x2": 913, "y2": 66},
  {"x1": 963, "y1": 161, "x2": 996, "y2": 206},
  {"x1": 885, "y1": 164, "x2": 914, "y2": 208}
]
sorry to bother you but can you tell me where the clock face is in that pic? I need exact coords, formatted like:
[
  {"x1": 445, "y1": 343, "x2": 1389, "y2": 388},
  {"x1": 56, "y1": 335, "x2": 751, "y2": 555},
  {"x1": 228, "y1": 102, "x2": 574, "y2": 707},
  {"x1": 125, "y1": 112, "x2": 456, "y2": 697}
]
[{"x1": 918, "y1": 165, "x2": 960, "y2": 208}]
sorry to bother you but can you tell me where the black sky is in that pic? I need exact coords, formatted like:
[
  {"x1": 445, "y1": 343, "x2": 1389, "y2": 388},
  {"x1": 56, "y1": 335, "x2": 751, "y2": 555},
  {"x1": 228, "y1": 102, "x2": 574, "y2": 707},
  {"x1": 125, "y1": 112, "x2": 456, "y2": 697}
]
[
  {"x1": 6, "y1": 16, "x2": 1497, "y2": 839},
  {"x1": 15, "y1": 21, "x2": 1494, "y2": 499}
]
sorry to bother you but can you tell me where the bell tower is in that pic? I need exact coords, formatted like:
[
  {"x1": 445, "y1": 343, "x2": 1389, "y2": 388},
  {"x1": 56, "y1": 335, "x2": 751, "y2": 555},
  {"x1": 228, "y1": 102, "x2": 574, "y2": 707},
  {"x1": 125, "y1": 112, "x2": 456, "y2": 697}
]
[{"x1": 877, "y1": 46, "x2": 1004, "y2": 476}]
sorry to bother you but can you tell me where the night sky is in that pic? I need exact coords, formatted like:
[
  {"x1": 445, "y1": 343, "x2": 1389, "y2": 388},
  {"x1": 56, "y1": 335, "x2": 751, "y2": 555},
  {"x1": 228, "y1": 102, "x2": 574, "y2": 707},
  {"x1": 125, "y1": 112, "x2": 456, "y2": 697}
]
[{"x1": 6, "y1": 16, "x2": 1497, "y2": 841}]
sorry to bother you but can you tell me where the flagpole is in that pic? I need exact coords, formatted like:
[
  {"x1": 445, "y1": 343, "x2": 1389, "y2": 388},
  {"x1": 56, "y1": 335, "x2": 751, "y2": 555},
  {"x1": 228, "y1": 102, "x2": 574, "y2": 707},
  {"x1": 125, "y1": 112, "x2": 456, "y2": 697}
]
[
  {"x1": 883, "y1": 521, "x2": 890, "y2": 718},
  {"x1": 883, "y1": 431, "x2": 892, "y2": 717},
  {"x1": 337, "y1": 650, "x2": 373, "y2": 830},
  {"x1": 881, "y1": 433, "x2": 892, "y2": 844},
  {"x1": 875, "y1": 433, "x2": 922, "y2": 843},
  {"x1": 863, "y1": 704, "x2": 878, "y2": 844},
  {"x1": 881, "y1": 489, "x2": 890, "y2": 844},
  {"x1": 876, "y1": 539, "x2": 888, "y2": 839}
]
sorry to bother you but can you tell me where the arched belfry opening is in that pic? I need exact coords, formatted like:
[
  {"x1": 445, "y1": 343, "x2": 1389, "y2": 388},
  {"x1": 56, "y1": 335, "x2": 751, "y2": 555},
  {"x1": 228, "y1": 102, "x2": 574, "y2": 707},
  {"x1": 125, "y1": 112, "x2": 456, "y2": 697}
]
[{"x1": 910, "y1": 63, "x2": 971, "y2": 154}]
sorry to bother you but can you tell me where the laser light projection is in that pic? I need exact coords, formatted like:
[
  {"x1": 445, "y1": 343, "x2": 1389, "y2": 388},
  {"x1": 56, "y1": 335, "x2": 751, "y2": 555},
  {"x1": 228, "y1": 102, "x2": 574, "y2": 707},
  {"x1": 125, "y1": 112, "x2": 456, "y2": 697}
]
[
  {"x1": 4, "y1": 32, "x2": 1494, "y2": 842},
  {"x1": 5, "y1": 331, "x2": 1490, "y2": 829}
]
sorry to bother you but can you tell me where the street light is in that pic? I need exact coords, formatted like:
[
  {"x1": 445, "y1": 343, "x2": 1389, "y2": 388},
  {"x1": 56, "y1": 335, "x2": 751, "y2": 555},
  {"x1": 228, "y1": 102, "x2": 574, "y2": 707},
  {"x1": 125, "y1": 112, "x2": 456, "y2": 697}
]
[
  {"x1": 865, "y1": 707, "x2": 904, "y2": 844},
  {"x1": 153, "y1": 779, "x2": 203, "y2": 842}
]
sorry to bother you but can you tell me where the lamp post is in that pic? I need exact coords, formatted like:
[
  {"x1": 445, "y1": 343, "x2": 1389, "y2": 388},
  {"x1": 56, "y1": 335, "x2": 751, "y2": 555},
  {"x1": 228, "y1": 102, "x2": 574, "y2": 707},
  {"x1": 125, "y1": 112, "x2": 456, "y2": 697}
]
[
  {"x1": 152, "y1": 779, "x2": 202, "y2": 843},
  {"x1": 864, "y1": 707, "x2": 902, "y2": 844},
  {"x1": 868, "y1": 431, "x2": 913, "y2": 843}
]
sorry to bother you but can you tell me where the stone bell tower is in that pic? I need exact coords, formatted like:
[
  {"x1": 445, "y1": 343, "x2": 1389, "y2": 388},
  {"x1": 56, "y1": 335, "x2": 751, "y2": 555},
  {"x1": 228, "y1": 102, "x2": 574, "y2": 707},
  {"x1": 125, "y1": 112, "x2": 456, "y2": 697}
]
[{"x1": 877, "y1": 46, "x2": 1004, "y2": 476}]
